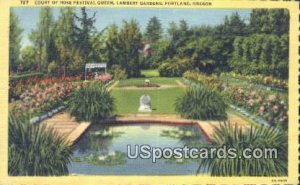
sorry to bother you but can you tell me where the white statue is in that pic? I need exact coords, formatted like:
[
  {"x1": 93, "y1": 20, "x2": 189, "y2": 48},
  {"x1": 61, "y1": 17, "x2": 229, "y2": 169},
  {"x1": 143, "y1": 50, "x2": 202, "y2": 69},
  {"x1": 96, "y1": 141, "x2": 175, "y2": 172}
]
[{"x1": 138, "y1": 94, "x2": 152, "y2": 112}]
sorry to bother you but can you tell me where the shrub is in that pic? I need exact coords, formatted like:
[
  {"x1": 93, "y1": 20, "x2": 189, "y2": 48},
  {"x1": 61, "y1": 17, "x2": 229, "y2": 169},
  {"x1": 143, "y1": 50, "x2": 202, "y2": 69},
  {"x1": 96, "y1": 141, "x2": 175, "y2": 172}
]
[
  {"x1": 110, "y1": 65, "x2": 128, "y2": 80},
  {"x1": 175, "y1": 85, "x2": 227, "y2": 120},
  {"x1": 158, "y1": 58, "x2": 191, "y2": 77},
  {"x1": 67, "y1": 82, "x2": 114, "y2": 122},
  {"x1": 197, "y1": 123, "x2": 288, "y2": 176},
  {"x1": 183, "y1": 70, "x2": 223, "y2": 90},
  {"x1": 47, "y1": 61, "x2": 59, "y2": 76},
  {"x1": 8, "y1": 112, "x2": 72, "y2": 176}
]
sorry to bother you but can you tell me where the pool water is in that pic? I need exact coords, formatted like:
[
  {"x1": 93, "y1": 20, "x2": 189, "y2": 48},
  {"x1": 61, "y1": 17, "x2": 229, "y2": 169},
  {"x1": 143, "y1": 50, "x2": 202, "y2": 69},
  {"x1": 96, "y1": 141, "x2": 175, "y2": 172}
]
[{"x1": 69, "y1": 123, "x2": 207, "y2": 175}]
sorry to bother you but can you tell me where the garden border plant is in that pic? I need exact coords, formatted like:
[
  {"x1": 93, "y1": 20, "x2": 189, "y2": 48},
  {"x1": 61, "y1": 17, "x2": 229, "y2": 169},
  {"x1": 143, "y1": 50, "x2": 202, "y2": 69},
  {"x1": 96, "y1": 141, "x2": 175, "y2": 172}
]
[
  {"x1": 197, "y1": 123, "x2": 288, "y2": 176},
  {"x1": 183, "y1": 71, "x2": 288, "y2": 129},
  {"x1": 8, "y1": 112, "x2": 72, "y2": 176},
  {"x1": 67, "y1": 81, "x2": 115, "y2": 122},
  {"x1": 175, "y1": 84, "x2": 228, "y2": 120}
]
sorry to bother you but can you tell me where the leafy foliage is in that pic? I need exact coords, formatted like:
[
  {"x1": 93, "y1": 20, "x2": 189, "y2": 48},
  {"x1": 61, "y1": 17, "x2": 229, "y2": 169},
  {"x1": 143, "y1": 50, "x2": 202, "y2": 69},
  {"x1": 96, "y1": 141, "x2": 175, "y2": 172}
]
[
  {"x1": 117, "y1": 20, "x2": 143, "y2": 77},
  {"x1": 249, "y1": 9, "x2": 289, "y2": 36},
  {"x1": 29, "y1": 7, "x2": 55, "y2": 73},
  {"x1": 67, "y1": 82, "x2": 115, "y2": 122},
  {"x1": 9, "y1": 10, "x2": 23, "y2": 73},
  {"x1": 110, "y1": 65, "x2": 128, "y2": 80},
  {"x1": 197, "y1": 123, "x2": 288, "y2": 176},
  {"x1": 230, "y1": 34, "x2": 288, "y2": 78},
  {"x1": 144, "y1": 16, "x2": 163, "y2": 43},
  {"x1": 54, "y1": 7, "x2": 78, "y2": 76},
  {"x1": 175, "y1": 85, "x2": 227, "y2": 120},
  {"x1": 8, "y1": 112, "x2": 72, "y2": 176},
  {"x1": 158, "y1": 58, "x2": 191, "y2": 77},
  {"x1": 13, "y1": 8, "x2": 289, "y2": 81},
  {"x1": 183, "y1": 71, "x2": 223, "y2": 90}
]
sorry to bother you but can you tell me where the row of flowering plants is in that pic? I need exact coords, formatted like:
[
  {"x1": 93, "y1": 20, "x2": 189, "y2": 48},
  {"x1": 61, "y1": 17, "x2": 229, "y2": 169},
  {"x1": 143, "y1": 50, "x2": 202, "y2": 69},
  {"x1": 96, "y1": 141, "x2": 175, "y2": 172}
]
[
  {"x1": 183, "y1": 71, "x2": 288, "y2": 129},
  {"x1": 9, "y1": 75, "x2": 82, "y2": 101},
  {"x1": 95, "y1": 73, "x2": 113, "y2": 83},
  {"x1": 9, "y1": 72, "x2": 114, "y2": 117},
  {"x1": 183, "y1": 71, "x2": 223, "y2": 90},
  {"x1": 220, "y1": 72, "x2": 288, "y2": 90},
  {"x1": 10, "y1": 81, "x2": 84, "y2": 117},
  {"x1": 223, "y1": 86, "x2": 288, "y2": 129}
]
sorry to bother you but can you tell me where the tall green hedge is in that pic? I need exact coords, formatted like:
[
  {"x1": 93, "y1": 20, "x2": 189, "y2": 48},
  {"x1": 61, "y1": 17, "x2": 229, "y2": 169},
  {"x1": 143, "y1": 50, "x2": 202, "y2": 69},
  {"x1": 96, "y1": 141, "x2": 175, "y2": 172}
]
[{"x1": 230, "y1": 34, "x2": 288, "y2": 79}]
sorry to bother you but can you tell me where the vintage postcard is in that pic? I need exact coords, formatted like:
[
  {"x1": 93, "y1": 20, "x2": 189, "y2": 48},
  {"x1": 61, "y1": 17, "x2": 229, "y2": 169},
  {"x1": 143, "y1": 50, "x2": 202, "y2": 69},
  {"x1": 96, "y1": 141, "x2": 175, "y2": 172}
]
[{"x1": 0, "y1": 0, "x2": 299, "y2": 184}]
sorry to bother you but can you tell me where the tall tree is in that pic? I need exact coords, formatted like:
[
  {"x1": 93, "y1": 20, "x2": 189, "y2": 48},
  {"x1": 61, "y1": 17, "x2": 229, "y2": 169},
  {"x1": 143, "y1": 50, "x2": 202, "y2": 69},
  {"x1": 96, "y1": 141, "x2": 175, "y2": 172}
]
[
  {"x1": 118, "y1": 20, "x2": 143, "y2": 77},
  {"x1": 20, "y1": 46, "x2": 37, "y2": 72},
  {"x1": 103, "y1": 24, "x2": 120, "y2": 68},
  {"x1": 249, "y1": 9, "x2": 289, "y2": 35},
  {"x1": 9, "y1": 10, "x2": 23, "y2": 74},
  {"x1": 55, "y1": 8, "x2": 77, "y2": 76},
  {"x1": 144, "y1": 16, "x2": 163, "y2": 43},
  {"x1": 75, "y1": 7, "x2": 96, "y2": 63},
  {"x1": 29, "y1": 7, "x2": 54, "y2": 72}
]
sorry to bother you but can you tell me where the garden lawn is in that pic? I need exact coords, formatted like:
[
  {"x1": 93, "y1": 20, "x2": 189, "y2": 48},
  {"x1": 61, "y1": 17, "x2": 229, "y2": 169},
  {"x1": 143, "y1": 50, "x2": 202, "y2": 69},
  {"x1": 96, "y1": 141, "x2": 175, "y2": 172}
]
[
  {"x1": 141, "y1": 69, "x2": 159, "y2": 77},
  {"x1": 111, "y1": 87, "x2": 184, "y2": 114}
]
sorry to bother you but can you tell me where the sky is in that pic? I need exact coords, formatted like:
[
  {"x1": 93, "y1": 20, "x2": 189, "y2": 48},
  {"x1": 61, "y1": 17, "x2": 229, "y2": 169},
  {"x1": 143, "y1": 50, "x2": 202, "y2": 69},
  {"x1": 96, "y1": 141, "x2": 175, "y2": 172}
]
[{"x1": 13, "y1": 8, "x2": 251, "y2": 48}]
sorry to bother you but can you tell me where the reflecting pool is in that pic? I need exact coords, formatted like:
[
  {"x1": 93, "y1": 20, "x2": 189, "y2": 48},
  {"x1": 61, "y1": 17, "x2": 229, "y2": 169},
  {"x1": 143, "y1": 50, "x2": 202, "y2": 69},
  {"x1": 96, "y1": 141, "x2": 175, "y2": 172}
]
[{"x1": 69, "y1": 123, "x2": 207, "y2": 175}]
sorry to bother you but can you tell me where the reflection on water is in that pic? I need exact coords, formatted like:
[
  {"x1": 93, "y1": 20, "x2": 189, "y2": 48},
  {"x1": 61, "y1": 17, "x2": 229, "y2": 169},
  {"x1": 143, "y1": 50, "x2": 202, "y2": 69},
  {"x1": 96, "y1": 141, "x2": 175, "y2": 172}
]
[{"x1": 69, "y1": 123, "x2": 207, "y2": 175}]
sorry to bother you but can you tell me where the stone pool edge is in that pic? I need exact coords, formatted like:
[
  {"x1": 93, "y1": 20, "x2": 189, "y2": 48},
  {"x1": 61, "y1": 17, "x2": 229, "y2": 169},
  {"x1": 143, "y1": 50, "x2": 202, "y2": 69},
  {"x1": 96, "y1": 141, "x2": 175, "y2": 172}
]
[
  {"x1": 45, "y1": 112, "x2": 249, "y2": 146},
  {"x1": 67, "y1": 116, "x2": 213, "y2": 146}
]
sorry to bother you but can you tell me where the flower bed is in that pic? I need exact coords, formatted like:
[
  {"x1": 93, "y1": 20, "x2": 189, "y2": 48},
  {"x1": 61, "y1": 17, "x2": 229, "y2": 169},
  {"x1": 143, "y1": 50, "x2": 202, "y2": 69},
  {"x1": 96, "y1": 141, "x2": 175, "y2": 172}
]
[
  {"x1": 135, "y1": 83, "x2": 160, "y2": 88},
  {"x1": 224, "y1": 86, "x2": 288, "y2": 128},
  {"x1": 95, "y1": 73, "x2": 113, "y2": 83},
  {"x1": 220, "y1": 72, "x2": 288, "y2": 90},
  {"x1": 183, "y1": 71, "x2": 288, "y2": 128},
  {"x1": 10, "y1": 81, "x2": 84, "y2": 117},
  {"x1": 9, "y1": 75, "x2": 82, "y2": 101}
]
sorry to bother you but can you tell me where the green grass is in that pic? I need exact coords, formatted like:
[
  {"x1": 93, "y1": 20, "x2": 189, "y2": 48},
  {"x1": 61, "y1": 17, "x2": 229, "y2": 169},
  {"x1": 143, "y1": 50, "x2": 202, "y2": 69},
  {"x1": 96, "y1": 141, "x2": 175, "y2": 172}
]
[
  {"x1": 10, "y1": 72, "x2": 44, "y2": 80},
  {"x1": 117, "y1": 77, "x2": 180, "y2": 87},
  {"x1": 141, "y1": 69, "x2": 159, "y2": 77},
  {"x1": 227, "y1": 108, "x2": 260, "y2": 127},
  {"x1": 111, "y1": 87, "x2": 184, "y2": 114}
]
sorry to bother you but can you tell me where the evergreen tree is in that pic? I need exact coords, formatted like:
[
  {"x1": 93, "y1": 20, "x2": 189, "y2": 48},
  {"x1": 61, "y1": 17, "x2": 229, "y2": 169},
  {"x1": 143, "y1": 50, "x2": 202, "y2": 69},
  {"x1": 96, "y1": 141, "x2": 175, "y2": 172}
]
[
  {"x1": 104, "y1": 24, "x2": 120, "y2": 68},
  {"x1": 249, "y1": 9, "x2": 289, "y2": 35},
  {"x1": 75, "y1": 7, "x2": 96, "y2": 63},
  {"x1": 118, "y1": 20, "x2": 143, "y2": 77},
  {"x1": 144, "y1": 16, "x2": 163, "y2": 43}
]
